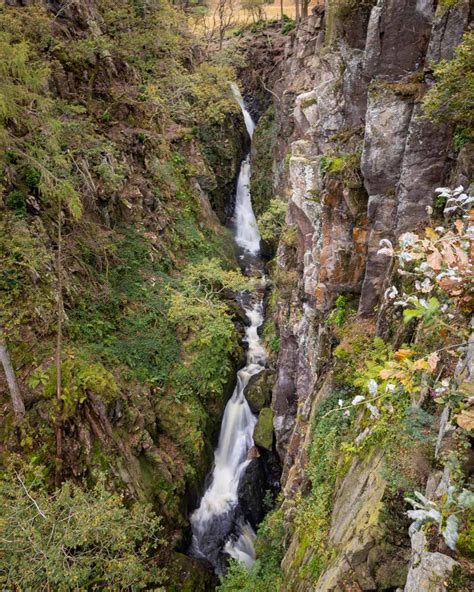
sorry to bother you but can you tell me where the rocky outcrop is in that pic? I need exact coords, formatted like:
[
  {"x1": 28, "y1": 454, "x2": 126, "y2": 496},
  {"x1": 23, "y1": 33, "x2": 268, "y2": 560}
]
[
  {"x1": 241, "y1": 1, "x2": 473, "y2": 590},
  {"x1": 404, "y1": 531, "x2": 457, "y2": 592},
  {"x1": 266, "y1": 0, "x2": 471, "y2": 474}
]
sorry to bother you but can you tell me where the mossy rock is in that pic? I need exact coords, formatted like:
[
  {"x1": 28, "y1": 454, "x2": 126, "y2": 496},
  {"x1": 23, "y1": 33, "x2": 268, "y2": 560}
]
[
  {"x1": 244, "y1": 370, "x2": 272, "y2": 413},
  {"x1": 254, "y1": 407, "x2": 274, "y2": 450},
  {"x1": 165, "y1": 552, "x2": 217, "y2": 591}
]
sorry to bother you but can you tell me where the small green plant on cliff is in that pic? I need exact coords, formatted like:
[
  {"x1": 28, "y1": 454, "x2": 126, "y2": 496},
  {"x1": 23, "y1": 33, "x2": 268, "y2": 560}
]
[
  {"x1": 436, "y1": 0, "x2": 464, "y2": 16},
  {"x1": 424, "y1": 31, "x2": 474, "y2": 145},
  {"x1": 327, "y1": 295, "x2": 349, "y2": 327},
  {"x1": 257, "y1": 198, "x2": 288, "y2": 250},
  {"x1": 319, "y1": 152, "x2": 362, "y2": 188},
  {"x1": 0, "y1": 465, "x2": 166, "y2": 591}
]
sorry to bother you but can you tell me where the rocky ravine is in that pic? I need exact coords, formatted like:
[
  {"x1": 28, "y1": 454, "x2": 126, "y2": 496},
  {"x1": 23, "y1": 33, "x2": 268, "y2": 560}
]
[{"x1": 239, "y1": 1, "x2": 473, "y2": 590}]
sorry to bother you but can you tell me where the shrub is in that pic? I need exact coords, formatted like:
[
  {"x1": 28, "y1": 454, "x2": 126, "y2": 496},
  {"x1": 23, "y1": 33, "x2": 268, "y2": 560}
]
[
  {"x1": 0, "y1": 467, "x2": 166, "y2": 591},
  {"x1": 257, "y1": 198, "x2": 288, "y2": 250},
  {"x1": 42, "y1": 357, "x2": 119, "y2": 419},
  {"x1": 424, "y1": 31, "x2": 474, "y2": 129},
  {"x1": 6, "y1": 190, "x2": 27, "y2": 215}
]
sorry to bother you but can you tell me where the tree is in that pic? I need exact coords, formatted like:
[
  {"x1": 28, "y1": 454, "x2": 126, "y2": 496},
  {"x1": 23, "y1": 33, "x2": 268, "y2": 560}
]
[
  {"x1": 0, "y1": 466, "x2": 167, "y2": 591},
  {"x1": 301, "y1": 0, "x2": 310, "y2": 18},
  {"x1": 1, "y1": 30, "x2": 82, "y2": 473},
  {"x1": 215, "y1": 0, "x2": 237, "y2": 49}
]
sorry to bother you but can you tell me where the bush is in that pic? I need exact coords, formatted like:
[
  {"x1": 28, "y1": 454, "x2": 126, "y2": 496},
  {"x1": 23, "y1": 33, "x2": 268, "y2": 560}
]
[
  {"x1": 42, "y1": 357, "x2": 119, "y2": 419},
  {"x1": 257, "y1": 198, "x2": 288, "y2": 251},
  {"x1": 424, "y1": 31, "x2": 474, "y2": 129},
  {"x1": 5, "y1": 190, "x2": 27, "y2": 216},
  {"x1": 0, "y1": 468, "x2": 166, "y2": 591}
]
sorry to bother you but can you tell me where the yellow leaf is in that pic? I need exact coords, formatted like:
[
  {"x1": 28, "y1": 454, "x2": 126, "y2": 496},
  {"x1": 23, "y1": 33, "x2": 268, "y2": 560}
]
[
  {"x1": 456, "y1": 409, "x2": 474, "y2": 431},
  {"x1": 412, "y1": 358, "x2": 429, "y2": 371},
  {"x1": 425, "y1": 227, "x2": 439, "y2": 240},
  {"x1": 394, "y1": 349, "x2": 414, "y2": 361}
]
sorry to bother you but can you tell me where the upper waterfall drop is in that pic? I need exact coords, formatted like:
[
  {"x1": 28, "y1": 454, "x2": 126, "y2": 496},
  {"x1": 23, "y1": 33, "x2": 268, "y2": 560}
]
[
  {"x1": 230, "y1": 82, "x2": 255, "y2": 138},
  {"x1": 230, "y1": 84, "x2": 261, "y2": 256}
]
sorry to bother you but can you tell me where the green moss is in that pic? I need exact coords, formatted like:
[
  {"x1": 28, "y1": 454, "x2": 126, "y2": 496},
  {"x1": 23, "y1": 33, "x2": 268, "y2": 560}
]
[
  {"x1": 436, "y1": 0, "x2": 463, "y2": 16},
  {"x1": 457, "y1": 512, "x2": 474, "y2": 558},
  {"x1": 320, "y1": 152, "x2": 362, "y2": 188},
  {"x1": 254, "y1": 407, "x2": 274, "y2": 450},
  {"x1": 250, "y1": 105, "x2": 277, "y2": 217},
  {"x1": 301, "y1": 97, "x2": 317, "y2": 110}
]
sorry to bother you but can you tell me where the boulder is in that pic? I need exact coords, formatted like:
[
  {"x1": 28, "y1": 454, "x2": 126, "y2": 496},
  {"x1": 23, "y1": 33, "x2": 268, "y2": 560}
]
[
  {"x1": 253, "y1": 407, "x2": 274, "y2": 450},
  {"x1": 244, "y1": 370, "x2": 272, "y2": 413},
  {"x1": 404, "y1": 531, "x2": 457, "y2": 592}
]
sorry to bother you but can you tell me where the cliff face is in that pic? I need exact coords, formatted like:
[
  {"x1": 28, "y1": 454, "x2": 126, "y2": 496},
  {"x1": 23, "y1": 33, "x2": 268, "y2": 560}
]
[
  {"x1": 273, "y1": 0, "x2": 470, "y2": 484},
  {"x1": 242, "y1": 1, "x2": 473, "y2": 590}
]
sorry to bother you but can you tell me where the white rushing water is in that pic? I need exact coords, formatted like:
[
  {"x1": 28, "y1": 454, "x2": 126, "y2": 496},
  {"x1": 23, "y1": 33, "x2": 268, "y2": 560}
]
[{"x1": 190, "y1": 84, "x2": 266, "y2": 573}]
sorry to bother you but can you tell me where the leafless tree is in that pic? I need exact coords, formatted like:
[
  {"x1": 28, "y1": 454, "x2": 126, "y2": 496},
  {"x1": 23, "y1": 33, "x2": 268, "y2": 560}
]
[
  {"x1": 0, "y1": 332, "x2": 25, "y2": 424},
  {"x1": 193, "y1": 0, "x2": 238, "y2": 49}
]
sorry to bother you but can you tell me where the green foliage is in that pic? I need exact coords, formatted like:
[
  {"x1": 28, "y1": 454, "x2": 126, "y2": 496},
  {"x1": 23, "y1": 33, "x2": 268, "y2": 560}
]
[
  {"x1": 0, "y1": 467, "x2": 166, "y2": 591},
  {"x1": 23, "y1": 165, "x2": 41, "y2": 189},
  {"x1": 403, "y1": 296, "x2": 440, "y2": 323},
  {"x1": 251, "y1": 105, "x2": 277, "y2": 216},
  {"x1": 0, "y1": 213, "x2": 55, "y2": 337},
  {"x1": 424, "y1": 31, "x2": 474, "y2": 129},
  {"x1": 218, "y1": 509, "x2": 285, "y2": 592},
  {"x1": 43, "y1": 357, "x2": 119, "y2": 420},
  {"x1": 257, "y1": 197, "x2": 288, "y2": 250},
  {"x1": 281, "y1": 15, "x2": 296, "y2": 35},
  {"x1": 167, "y1": 259, "x2": 249, "y2": 399},
  {"x1": 5, "y1": 189, "x2": 26, "y2": 215},
  {"x1": 319, "y1": 152, "x2": 362, "y2": 188},
  {"x1": 436, "y1": 0, "x2": 463, "y2": 15},
  {"x1": 334, "y1": 336, "x2": 391, "y2": 385},
  {"x1": 327, "y1": 294, "x2": 349, "y2": 327},
  {"x1": 293, "y1": 388, "x2": 355, "y2": 582}
]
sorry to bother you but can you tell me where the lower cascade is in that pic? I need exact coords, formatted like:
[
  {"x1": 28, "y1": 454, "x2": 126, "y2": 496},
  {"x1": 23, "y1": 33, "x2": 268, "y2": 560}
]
[{"x1": 190, "y1": 84, "x2": 266, "y2": 573}]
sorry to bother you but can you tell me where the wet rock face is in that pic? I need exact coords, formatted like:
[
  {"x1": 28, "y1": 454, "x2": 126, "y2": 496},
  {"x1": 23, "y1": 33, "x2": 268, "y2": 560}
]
[{"x1": 237, "y1": 459, "x2": 266, "y2": 528}]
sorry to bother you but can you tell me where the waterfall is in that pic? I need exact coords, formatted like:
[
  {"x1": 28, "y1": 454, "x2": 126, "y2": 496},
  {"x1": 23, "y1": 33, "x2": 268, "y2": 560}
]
[{"x1": 190, "y1": 84, "x2": 267, "y2": 574}]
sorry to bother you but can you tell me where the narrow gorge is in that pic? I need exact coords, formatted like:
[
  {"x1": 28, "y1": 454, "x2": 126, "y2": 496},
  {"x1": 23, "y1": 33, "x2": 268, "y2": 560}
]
[{"x1": 0, "y1": 1, "x2": 473, "y2": 591}]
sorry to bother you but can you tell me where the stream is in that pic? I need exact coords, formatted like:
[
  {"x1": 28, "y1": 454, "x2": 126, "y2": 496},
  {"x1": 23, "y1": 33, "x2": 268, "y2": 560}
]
[{"x1": 189, "y1": 84, "x2": 267, "y2": 574}]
